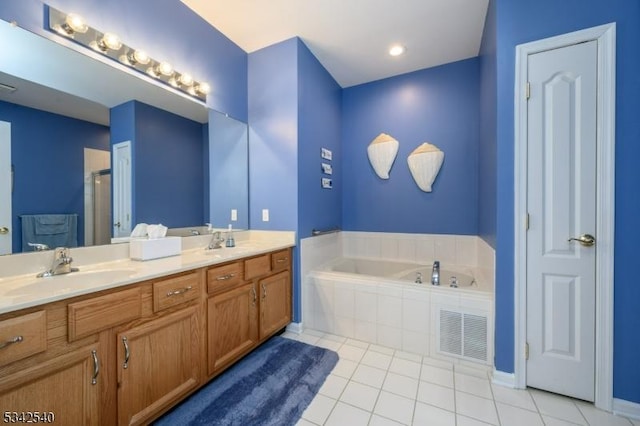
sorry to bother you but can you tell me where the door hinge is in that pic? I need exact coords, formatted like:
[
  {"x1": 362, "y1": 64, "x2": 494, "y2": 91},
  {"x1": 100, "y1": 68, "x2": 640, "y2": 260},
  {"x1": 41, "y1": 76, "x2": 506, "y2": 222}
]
[
  {"x1": 525, "y1": 342, "x2": 530, "y2": 360},
  {"x1": 526, "y1": 82, "x2": 531, "y2": 100},
  {"x1": 525, "y1": 213, "x2": 530, "y2": 231}
]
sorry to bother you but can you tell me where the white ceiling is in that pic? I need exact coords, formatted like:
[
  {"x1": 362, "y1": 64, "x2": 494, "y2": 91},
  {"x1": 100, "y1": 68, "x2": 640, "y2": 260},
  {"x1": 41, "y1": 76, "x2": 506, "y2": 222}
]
[{"x1": 181, "y1": 0, "x2": 489, "y2": 88}]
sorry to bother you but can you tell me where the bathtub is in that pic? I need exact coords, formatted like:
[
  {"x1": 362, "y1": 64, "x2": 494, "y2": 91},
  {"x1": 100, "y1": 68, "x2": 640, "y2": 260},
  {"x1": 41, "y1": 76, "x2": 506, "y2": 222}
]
[
  {"x1": 304, "y1": 257, "x2": 494, "y2": 365},
  {"x1": 325, "y1": 257, "x2": 477, "y2": 288}
]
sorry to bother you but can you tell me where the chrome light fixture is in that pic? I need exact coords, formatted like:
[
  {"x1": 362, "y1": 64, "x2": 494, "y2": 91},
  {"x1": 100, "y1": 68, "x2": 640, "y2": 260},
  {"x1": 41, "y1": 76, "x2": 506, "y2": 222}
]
[{"x1": 46, "y1": 6, "x2": 209, "y2": 102}]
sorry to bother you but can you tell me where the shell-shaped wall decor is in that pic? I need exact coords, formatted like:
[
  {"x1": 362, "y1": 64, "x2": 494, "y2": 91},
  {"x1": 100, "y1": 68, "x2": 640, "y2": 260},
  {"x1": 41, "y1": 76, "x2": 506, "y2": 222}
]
[
  {"x1": 367, "y1": 133, "x2": 399, "y2": 179},
  {"x1": 407, "y1": 143, "x2": 444, "y2": 192}
]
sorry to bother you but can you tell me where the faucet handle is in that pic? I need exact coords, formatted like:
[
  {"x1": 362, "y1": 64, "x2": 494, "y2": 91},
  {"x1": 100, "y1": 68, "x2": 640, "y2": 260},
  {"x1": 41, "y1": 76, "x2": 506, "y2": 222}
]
[{"x1": 28, "y1": 242, "x2": 50, "y2": 251}]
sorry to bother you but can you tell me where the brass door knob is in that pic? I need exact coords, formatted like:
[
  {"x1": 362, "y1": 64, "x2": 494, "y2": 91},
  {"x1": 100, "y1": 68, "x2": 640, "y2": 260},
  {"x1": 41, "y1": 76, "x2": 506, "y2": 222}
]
[
  {"x1": 0, "y1": 227, "x2": 8, "y2": 235},
  {"x1": 568, "y1": 234, "x2": 596, "y2": 247}
]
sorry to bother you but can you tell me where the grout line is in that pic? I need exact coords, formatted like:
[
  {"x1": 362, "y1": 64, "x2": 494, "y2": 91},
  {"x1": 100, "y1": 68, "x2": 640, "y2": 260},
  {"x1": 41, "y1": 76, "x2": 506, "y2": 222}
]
[
  {"x1": 320, "y1": 338, "x2": 346, "y2": 426},
  {"x1": 573, "y1": 400, "x2": 591, "y2": 426}
]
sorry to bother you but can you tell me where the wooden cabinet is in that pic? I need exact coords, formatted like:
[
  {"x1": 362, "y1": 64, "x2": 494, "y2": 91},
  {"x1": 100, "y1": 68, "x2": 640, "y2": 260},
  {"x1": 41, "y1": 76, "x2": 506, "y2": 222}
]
[
  {"x1": 207, "y1": 282, "x2": 258, "y2": 374},
  {"x1": 116, "y1": 306, "x2": 200, "y2": 426},
  {"x1": 0, "y1": 344, "x2": 102, "y2": 425},
  {"x1": 259, "y1": 271, "x2": 292, "y2": 339},
  {"x1": 207, "y1": 249, "x2": 292, "y2": 375},
  {"x1": 0, "y1": 246, "x2": 292, "y2": 425}
]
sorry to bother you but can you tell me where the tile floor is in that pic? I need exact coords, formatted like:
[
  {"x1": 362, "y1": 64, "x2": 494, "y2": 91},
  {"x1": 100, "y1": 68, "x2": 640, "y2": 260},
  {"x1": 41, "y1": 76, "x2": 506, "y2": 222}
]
[{"x1": 282, "y1": 329, "x2": 638, "y2": 426}]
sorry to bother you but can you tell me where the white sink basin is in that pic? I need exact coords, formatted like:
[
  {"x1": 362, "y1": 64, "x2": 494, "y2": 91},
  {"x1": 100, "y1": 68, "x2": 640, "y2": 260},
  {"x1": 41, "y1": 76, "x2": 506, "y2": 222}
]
[{"x1": 5, "y1": 268, "x2": 138, "y2": 297}]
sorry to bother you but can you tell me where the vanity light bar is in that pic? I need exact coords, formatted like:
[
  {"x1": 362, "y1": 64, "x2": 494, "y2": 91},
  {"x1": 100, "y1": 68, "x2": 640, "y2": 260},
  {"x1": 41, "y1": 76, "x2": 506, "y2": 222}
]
[{"x1": 46, "y1": 6, "x2": 210, "y2": 102}]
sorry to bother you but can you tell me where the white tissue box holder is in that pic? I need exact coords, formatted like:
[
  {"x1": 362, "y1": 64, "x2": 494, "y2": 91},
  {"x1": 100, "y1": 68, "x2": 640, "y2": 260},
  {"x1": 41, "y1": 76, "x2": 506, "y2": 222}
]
[{"x1": 130, "y1": 237, "x2": 182, "y2": 261}]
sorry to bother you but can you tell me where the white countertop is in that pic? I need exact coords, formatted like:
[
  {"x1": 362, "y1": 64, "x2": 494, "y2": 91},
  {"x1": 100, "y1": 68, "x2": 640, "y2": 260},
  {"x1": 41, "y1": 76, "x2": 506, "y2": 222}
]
[{"x1": 0, "y1": 235, "x2": 295, "y2": 315}]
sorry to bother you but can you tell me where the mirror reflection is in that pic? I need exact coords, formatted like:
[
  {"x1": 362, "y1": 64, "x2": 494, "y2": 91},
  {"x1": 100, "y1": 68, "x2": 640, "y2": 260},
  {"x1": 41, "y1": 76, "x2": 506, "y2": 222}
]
[{"x1": 0, "y1": 20, "x2": 248, "y2": 255}]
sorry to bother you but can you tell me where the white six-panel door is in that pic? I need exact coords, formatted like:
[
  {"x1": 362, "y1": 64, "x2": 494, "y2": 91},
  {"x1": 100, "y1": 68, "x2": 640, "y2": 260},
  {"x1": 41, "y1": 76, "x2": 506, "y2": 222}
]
[
  {"x1": 112, "y1": 141, "x2": 132, "y2": 238},
  {"x1": 526, "y1": 40, "x2": 597, "y2": 401}
]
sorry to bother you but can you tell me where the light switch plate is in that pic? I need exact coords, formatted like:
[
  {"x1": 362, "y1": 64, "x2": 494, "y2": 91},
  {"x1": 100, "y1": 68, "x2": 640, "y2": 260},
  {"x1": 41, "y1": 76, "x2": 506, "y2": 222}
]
[
  {"x1": 231, "y1": 209, "x2": 237, "y2": 221},
  {"x1": 262, "y1": 209, "x2": 269, "y2": 222}
]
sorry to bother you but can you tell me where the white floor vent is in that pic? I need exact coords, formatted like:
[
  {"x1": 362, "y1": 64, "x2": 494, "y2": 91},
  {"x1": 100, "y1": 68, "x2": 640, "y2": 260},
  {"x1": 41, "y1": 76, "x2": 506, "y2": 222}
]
[{"x1": 438, "y1": 309, "x2": 488, "y2": 363}]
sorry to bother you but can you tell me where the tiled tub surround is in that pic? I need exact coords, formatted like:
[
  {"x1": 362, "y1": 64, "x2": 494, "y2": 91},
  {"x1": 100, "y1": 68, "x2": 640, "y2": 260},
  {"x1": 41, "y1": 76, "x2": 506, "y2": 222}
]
[{"x1": 300, "y1": 232, "x2": 495, "y2": 366}]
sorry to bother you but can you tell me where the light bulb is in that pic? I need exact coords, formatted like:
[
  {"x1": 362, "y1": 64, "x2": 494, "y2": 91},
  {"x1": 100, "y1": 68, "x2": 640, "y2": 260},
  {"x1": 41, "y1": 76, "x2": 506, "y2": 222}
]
[
  {"x1": 179, "y1": 73, "x2": 194, "y2": 87},
  {"x1": 120, "y1": 49, "x2": 151, "y2": 66},
  {"x1": 132, "y1": 50, "x2": 150, "y2": 65},
  {"x1": 157, "y1": 62, "x2": 173, "y2": 76},
  {"x1": 65, "y1": 13, "x2": 88, "y2": 33},
  {"x1": 389, "y1": 45, "x2": 406, "y2": 57},
  {"x1": 196, "y1": 82, "x2": 210, "y2": 95},
  {"x1": 102, "y1": 33, "x2": 122, "y2": 50}
]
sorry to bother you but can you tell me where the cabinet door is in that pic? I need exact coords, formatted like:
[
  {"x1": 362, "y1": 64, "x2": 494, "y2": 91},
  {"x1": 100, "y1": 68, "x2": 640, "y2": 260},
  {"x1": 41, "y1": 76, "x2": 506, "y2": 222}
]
[
  {"x1": 208, "y1": 282, "x2": 258, "y2": 375},
  {"x1": 259, "y1": 271, "x2": 291, "y2": 340},
  {"x1": 117, "y1": 306, "x2": 200, "y2": 426},
  {"x1": 0, "y1": 345, "x2": 101, "y2": 426}
]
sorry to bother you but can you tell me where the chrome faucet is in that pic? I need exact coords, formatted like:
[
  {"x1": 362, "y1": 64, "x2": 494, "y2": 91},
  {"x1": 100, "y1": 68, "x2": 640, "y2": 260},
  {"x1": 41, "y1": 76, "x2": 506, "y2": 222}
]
[
  {"x1": 431, "y1": 260, "x2": 440, "y2": 286},
  {"x1": 207, "y1": 231, "x2": 225, "y2": 250},
  {"x1": 37, "y1": 247, "x2": 78, "y2": 278}
]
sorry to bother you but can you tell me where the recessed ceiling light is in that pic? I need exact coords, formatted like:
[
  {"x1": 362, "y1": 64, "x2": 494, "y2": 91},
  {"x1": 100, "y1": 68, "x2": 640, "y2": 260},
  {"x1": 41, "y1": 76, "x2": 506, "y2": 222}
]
[{"x1": 389, "y1": 45, "x2": 406, "y2": 57}]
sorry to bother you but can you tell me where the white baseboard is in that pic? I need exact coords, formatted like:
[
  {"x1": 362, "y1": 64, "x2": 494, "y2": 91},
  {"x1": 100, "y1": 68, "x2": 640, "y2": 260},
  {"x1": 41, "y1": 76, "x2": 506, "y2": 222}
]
[
  {"x1": 286, "y1": 322, "x2": 303, "y2": 334},
  {"x1": 492, "y1": 369, "x2": 517, "y2": 388},
  {"x1": 613, "y1": 398, "x2": 640, "y2": 420}
]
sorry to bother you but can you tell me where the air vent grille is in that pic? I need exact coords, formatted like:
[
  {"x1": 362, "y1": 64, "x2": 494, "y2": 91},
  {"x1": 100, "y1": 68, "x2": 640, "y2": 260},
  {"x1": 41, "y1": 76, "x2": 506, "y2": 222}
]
[{"x1": 438, "y1": 309, "x2": 488, "y2": 363}]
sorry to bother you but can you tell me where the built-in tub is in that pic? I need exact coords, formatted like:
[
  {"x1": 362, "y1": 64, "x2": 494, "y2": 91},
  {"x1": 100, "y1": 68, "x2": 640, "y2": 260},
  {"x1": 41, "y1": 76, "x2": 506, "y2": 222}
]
[
  {"x1": 304, "y1": 257, "x2": 494, "y2": 365},
  {"x1": 325, "y1": 257, "x2": 477, "y2": 288}
]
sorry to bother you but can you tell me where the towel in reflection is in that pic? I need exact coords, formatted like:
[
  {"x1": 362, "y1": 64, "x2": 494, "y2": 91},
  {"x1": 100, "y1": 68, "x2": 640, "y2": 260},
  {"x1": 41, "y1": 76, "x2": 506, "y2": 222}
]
[{"x1": 21, "y1": 214, "x2": 78, "y2": 252}]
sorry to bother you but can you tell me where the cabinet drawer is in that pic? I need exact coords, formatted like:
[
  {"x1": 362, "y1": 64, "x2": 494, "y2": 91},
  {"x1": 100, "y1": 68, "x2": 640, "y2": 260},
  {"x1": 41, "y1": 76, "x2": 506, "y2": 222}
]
[
  {"x1": 0, "y1": 311, "x2": 47, "y2": 367},
  {"x1": 271, "y1": 249, "x2": 290, "y2": 272},
  {"x1": 153, "y1": 271, "x2": 200, "y2": 312},
  {"x1": 245, "y1": 255, "x2": 270, "y2": 280},
  {"x1": 68, "y1": 287, "x2": 142, "y2": 341},
  {"x1": 207, "y1": 262, "x2": 243, "y2": 295}
]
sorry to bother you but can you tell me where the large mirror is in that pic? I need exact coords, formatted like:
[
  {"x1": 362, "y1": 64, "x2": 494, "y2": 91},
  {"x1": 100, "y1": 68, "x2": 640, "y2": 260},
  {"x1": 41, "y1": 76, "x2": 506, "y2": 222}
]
[{"x1": 0, "y1": 20, "x2": 248, "y2": 255}]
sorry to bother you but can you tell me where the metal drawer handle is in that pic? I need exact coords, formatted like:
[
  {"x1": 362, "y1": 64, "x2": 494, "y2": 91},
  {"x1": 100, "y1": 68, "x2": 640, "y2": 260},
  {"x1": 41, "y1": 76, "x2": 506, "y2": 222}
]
[
  {"x1": 262, "y1": 283, "x2": 267, "y2": 299},
  {"x1": 275, "y1": 258, "x2": 288, "y2": 263},
  {"x1": 91, "y1": 350, "x2": 99, "y2": 385},
  {"x1": 0, "y1": 335, "x2": 23, "y2": 349},
  {"x1": 122, "y1": 336, "x2": 130, "y2": 369},
  {"x1": 166, "y1": 286, "x2": 193, "y2": 297},
  {"x1": 251, "y1": 286, "x2": 257, "y2": 306},
  {"x1": 216, "y1": 273, "x2": 236, "y2": 281}
]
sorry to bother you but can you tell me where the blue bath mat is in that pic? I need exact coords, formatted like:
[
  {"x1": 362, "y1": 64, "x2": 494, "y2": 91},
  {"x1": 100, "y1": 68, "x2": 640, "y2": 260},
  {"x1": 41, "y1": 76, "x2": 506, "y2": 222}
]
[{"x1": 154, "y1": 336, "x2": 338, "y2": 426}]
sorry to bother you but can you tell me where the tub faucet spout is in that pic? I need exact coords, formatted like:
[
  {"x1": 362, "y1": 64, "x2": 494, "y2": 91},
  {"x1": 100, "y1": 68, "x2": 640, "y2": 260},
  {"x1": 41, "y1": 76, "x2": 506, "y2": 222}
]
[{"x1": 431, "y1": 261, "x2": 440, "y2": 286}]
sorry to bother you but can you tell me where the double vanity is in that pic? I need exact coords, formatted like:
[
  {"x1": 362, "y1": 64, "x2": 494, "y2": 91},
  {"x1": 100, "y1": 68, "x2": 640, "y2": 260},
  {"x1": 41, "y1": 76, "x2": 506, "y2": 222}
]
[{"x1": 0, "y1": 232, "x2": 294, "y2": 425}]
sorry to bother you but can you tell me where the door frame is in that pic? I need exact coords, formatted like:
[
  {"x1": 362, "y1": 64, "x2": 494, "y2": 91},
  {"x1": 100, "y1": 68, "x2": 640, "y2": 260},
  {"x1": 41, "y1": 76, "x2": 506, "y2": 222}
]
[
  {"x1": 514, "y1": 23, "x2": 616, "y2": 410},
  {"x1": 0, "y1": 121, "x2": 11, "y2": 255}
]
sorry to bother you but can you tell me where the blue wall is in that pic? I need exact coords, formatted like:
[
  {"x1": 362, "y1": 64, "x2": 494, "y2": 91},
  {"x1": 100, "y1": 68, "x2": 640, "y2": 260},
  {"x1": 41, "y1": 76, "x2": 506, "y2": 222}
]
[
  {"x1": 248, "y1": 38, "x2": 342, "y2": 322},
  {"x1": 209, "y1": 110, "x2": 249, "y2": 229},
  {"x1": 297, "y1": 41, "x2": 342, "y2": 239},
  {"x1": 342, "y1": 59, "x2": 480, "y2": 235},
  {"x1": 478, "y1": 0, "x2": 497, "y2": 249},
  {"x1": 111, "y1": 101, "x2": 205, "y2": 228},
  {"x1": 248, "y1": 39, "x2": 299, "y2": 231},
  {"x1": 0, "y1": 0, "x2": 247, "y2": 121},
  {"x1": 494, "y1": 0, "x2": 640, "y2": 404},
  {"x1": 1, "y1": 100, "x2": 109, "y2": 251}
]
